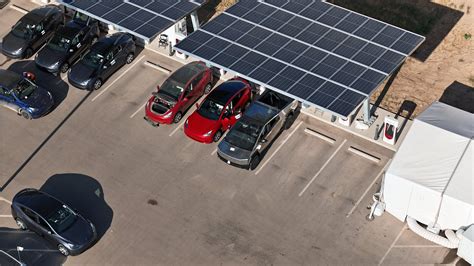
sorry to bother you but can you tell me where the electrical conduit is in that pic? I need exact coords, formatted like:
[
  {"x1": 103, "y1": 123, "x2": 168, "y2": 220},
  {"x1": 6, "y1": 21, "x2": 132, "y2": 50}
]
[{"x1": 406, "y1": 216, "x2": 460, "y2": 249}]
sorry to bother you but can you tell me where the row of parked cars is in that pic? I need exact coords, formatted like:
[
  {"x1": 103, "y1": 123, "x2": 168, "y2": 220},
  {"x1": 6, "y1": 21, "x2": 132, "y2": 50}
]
[
  {"x1": 143, "y1": 61, "x2": 299, "y2": 170},
  {"x1": 0, "y1": 5, "x2": 137, "y2": 119}
]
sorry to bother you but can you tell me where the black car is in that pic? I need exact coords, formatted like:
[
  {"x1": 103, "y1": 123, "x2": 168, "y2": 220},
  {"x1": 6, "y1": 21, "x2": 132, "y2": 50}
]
[
  {"x1": 1, "y1": 5, "x2": 64, "y2": 59},
  {"x1": 68, "y1": 32, "x2": 136, "y2": 90},
  {"x1": 35, "y1": 12, "x2": 100, "y2": 74},
  {"x1": 11, "y1": 188, "x2": 97, "y2": 256}
]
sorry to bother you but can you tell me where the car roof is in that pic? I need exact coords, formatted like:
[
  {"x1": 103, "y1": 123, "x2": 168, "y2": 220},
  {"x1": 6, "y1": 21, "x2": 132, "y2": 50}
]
[
  {"x1": 208, "y1": 80, "x2": 247, "y2": 104},
  {"x1": 23, "y1": 5, "x2": 59, "y2": 23},
  {"x1": 14, "y1": 189, "x2": 62, "y2": 218},
  {"x1": 170, "y1": 61, "x2": 207, "y2": 84},
  {"x1": 90, "y1": 33, "x2": 131, "y2": 54},
  {"x1": 56, "y1": 22, "x2": 83, "y2": 39},
  {"x1": 0, "y1": 69, "x2": 21, "y2": 90},
  {"x1": 242, "y1": 101, "x2": 279, "y2": 126}
]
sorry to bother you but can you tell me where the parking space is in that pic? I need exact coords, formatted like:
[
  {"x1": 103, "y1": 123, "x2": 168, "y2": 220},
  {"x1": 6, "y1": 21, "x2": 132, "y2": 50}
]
[{"x1": 0, "y1": 2, "x2": 458, "y2": 264}]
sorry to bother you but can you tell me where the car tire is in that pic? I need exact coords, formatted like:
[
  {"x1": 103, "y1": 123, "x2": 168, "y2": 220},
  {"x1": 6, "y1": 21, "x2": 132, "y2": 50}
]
[
  {"x1": 249, "y1": 154, "x2": 260, "y2": 170},
  {"x1": 213, "y1": 130, "x2": 223, "y2": 142},
  {"x1": 92, "y1": 79, "x2": 102, "y2": 90},
  {"x1": 19, "y1": 109, "x2": 32, "y2": 120},
  {"x1": 204, "y1": 83, "x2": 212, "y2": 94},
  {"x1": 284, "y1": 113, "x2": 294, "y2": 130},
  {"x1": 16, "y1": 218, "x2": 27, "y2": 230},
  {"x1": 173, "y1": 112, "x2": 183, "y2": 124},
  {"x1": 60, "y1": 63, "x2": 69, "y2": 73},
  {"x1": 58, "y1": 244, "x2": 70, "y2": 256},
  {"x1": 24, "y1": 48, "x2": 33, "y2": 59},
  {"x1": 126, "y1": 53, "x2": 135, "y2": 64}
]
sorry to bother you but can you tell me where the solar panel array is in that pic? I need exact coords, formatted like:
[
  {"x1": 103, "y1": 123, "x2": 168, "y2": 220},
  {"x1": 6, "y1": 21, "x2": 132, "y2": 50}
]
[
  {"x1": 59, "y1": 0, "x2": 207, "y2": 41},
  {"x1": 175, "y1": 0, "x2": 425, "y2": 117}
]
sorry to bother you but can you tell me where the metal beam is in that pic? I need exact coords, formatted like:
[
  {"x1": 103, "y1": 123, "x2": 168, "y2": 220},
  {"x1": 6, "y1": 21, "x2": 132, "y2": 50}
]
[
  {"x1": 190, "y1": 11, "x2": 200, "y2": 31},
  {"x1": 363, "y1": 98, "x2": 371, "y2": 124}
]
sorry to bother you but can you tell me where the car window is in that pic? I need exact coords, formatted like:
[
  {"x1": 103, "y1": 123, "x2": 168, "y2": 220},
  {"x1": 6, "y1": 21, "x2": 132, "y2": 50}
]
[
  {"x1": 20, "y1": 207, "x2": 37, "y2": 221},
  {"x1": 262, "y1": 116, "x2": 280, "y2": 136},
  {"x1": 37, "y1": 216, "x2": 51, "y2": 231},
  {"x1": 191, "y1": 73, "x2": 203, "y2": 89},
  {"x1": 231, "y1": 92, "x2": 242, "y2": 108},
  {"x1": 71, "y1": 32, "x2": 83, "y2": 46},
  {"x1": 35, "y1": 23, "x2": 43, "y2": 33}
]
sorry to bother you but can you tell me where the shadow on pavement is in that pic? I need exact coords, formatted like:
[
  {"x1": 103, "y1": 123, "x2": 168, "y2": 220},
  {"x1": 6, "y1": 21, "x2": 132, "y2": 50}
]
[
  {"x1": 439, "y1": 81, "x2": 474, "y2": 113},
  {"x1": 7, "y1": 60, "x2": 69, "y2": 112},
  {"x1": 39, "y1": 173, "x2": 113, "y2": 241},
  {"x1": 0, "y1": 227, "x2": 66, "y2": 266}
]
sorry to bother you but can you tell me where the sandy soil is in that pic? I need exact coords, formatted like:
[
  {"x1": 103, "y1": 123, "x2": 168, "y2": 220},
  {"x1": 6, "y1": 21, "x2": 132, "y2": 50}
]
[{"x1": 372, "y1": 0, "x2": 474, "y2": 116}]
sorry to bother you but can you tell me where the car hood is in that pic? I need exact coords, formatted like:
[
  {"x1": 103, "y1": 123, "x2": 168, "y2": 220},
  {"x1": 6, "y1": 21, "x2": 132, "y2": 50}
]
[
  {"x1": 187, "y1": 111, "x2": 219, "y2": 135},
  {"x1": 60, "y1": 215, "x2": 95, "y2": 246},
  {"x1": 69, "y1": 62, "x2": 96, "y2": 82},
  {"x1": 23, "y1": 86, "x2": 53, "y2": 108},
  {"x1": 2, "y1": 32, "x2": 27, "y2": 54},
  {"x1": 36, "y1": 46, "x2": 66, "y2": 68},
  {"x1": 218, "y1": 139, "x2": 252, "y2": 161}
]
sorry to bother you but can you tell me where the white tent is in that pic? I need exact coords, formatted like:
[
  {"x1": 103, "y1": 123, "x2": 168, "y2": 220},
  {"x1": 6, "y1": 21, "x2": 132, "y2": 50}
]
[{"x1": 383, "y1": 102, "x2": 473, "y2": 230}]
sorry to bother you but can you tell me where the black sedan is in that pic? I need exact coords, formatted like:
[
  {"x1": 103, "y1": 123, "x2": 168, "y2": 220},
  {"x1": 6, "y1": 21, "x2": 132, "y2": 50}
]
[
  {"x1": 1, "y1": 5, "x2": 64, "y2": 59},
  {"x1": 11, "y1": 188, "x2": 97, "y2": 256},
  {"x1": 68, "y1": 32, "x2": 136, "y2": 90},
  {"x1": 35, "y1": 12, "x2": 100, "y2": 74}
]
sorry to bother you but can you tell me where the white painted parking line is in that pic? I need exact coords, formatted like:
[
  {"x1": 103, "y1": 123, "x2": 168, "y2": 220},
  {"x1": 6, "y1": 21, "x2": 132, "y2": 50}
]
[
  {"x1": 346, "y1": 159, "x2": 392, "y2": 218},
  {"x1": 10, "y1": 4, "x2": 28, "y2": 14},
  {"x1": 0, "y1": 196, "x2": 12, "y2": 205},
  {"x1": 91, "y1": 55, "x2": 146, "y2": 102},
  {"x1": 348, "y1": 146, "x2": 381, "y2": 163},
  {"x1": 304, "y1": 128, "x2": 336, "y2": 144},
  {"x1": 169, "y1": 119, "x2": 187, "y2": 137},
  {"x1": 144, "y1": 61, "x2": 172, "y2": 74},
  {"x1": 379, "y1": 225, "x2": 407, "y2": 265},
  {"x1": 298, "y1": 139, "x2": 347, "y2": 197},
  {"x1": 255, "y1": 121, "x2": 303, "y2": 175},
  {"x1": 0, "y1": 215, "x2": 12, "y2": 218},
  {"x1": 130, "y1": 101, "x2": 147, "y2": 118},
  {"x1": 211, "y1": 148, "x2": 218, "y2": 156}
]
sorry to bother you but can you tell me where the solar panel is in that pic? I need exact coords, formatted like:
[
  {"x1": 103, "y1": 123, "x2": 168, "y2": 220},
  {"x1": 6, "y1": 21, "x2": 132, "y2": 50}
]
[
  {"x1": 58, "y1": 0, "x2": 206, "y2": 42},
  {"x1": 175, "y1": 0, "x2": 425, "y2": 117}
]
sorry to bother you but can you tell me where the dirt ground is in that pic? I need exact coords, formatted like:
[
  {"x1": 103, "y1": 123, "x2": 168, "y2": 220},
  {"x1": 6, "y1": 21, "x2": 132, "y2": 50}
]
[{"x1": 210, "y1": 0, "x2": 474, "y2": 116}]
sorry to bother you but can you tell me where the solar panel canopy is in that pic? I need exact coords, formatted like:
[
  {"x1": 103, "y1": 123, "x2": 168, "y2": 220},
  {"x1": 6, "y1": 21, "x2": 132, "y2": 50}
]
[
  {"x1": 59, "y1": 0, "x2": 207, "y2": 42},
  {"x1": 175, "y1": 0, "x2": 425, "y2": 117}
]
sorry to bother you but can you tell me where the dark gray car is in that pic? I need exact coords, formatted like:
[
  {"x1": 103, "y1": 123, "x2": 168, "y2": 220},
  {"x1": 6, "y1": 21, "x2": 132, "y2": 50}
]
[
  {"x1": 1, "y1": 5, "x2": 64, "y2": 59},
  {"x1": 11, "y1": 188, "x2": 97, "y2": 256},
  {"x1": 68, "y1": 32, "x2": 136, "y2": 90},
  {"x1": 35, "y1": 12, "x2": 100, "y2": 74},
  {"x1": 217, "y1": 90, "x2": 298, "y2": 170}
]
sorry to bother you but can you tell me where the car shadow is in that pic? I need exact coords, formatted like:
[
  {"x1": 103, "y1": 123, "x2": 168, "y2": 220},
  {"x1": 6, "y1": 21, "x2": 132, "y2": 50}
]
[
  {"x1": 0, "y1": 227, "x2": 67, "y2": 265},
  {"x1": 439, "y1": 81, "x2": 474, "y2": 113},
  {"x1": 39, "y1": 173, "x2": 113, "y2": 243},
  {"x1": 7, "y1": 60, "x2": 69, "y2": 112}
]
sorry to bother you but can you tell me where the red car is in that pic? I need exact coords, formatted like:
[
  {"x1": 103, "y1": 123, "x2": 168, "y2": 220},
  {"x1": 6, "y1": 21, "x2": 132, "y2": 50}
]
[
  {"x1": 184, "y1": 78, "x2": 253, "y2": 143},
  {"x1": 145, "y1": 61, "x2": 213, "y2": 125}
]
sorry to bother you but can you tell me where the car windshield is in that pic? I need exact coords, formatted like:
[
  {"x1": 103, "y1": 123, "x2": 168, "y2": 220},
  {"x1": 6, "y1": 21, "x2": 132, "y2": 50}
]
[
  {"x1": 83, "y1": 51, "x2": 104, "y2": 68},
  {"x1": 48, "y1": 34, "x2": 71, "y2": 52},
  {"x1": 197, "y1": 97, "x2": 225, "y2": 120},
  {"x1": 225, "y1": 119, "x2": 261, "y2": 151},
  {"x1": 73, "y1": 12, "x2": 88, "y2": 25},
  {"x1": 46, "y1": 205, "x2": 77, "y2": 233},
  {"x1": 159, "y1": 79, "x2": 184, "y2": 100},
  {"x1": 11, "y1": 21, "x2": 34, "y2": 39},
  {"x1": 14, "y1": 79, "x2": 36, "y2": 100}
]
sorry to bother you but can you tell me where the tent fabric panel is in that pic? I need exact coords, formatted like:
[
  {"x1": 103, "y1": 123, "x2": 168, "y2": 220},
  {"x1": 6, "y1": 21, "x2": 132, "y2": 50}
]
[{"x1": 437, "y1": 195, "x2": 474, "y2": 230}]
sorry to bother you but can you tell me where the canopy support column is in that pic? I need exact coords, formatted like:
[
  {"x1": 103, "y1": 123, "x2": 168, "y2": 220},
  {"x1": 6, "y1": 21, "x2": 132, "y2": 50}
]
[
  {"x1": 363, "y1": 98, "x2": 371, "y2": 124},
  {"x1": 190, "y1": 11, "x2": 200, "y2": 31}
]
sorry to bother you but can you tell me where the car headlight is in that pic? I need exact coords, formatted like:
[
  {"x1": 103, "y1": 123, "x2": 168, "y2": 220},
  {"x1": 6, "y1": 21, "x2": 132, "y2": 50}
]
[
  {"x1": 203, "y1": 130, "x2": 213, "y2": 137},
  {"x1": 163, "y1": 111, "x2": 173, "y2": 119}
]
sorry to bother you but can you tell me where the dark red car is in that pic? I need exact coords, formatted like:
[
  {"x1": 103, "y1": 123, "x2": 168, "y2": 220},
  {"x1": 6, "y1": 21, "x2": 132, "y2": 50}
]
[
  {"x1": 184, "y1": 78, "x2": 253, "y2": 143},
  {"x1": 144, "y1": 61, "x2": 213, "y2": 125}
]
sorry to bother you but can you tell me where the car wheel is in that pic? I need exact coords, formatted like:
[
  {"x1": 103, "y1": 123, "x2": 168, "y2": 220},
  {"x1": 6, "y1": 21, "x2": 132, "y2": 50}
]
[
  {"x1": 16, "y1": 218, "x2": 27, "y2": 230},
  {"x1": 284, "y1": 113, "x2": 294, "y2": 130},
  {"x1": 19, "y1": 109, "x2": 32, "y2": 120},
  {"x1": 204, "y1": 83, "x2": 212, "y2": 94},
  {"x1": 126, "y1": 53, "x2": 135, "y2": 64},
  {"x1": 249, "y1": 154, "x2": 260, "y2": 170},
  {"x1": 173, "y1": 112, "x2": 182, "y2": 124},
  {"x1": 58, "y1": 244, "x2": 70, "y2": 256},
  {"x1": 92, "y1": 79, "x2": 102, "y2": 90},
  {"x1": 60, "y1": 63, "x2": 69, "y2": 73},
  {"x1": 213, "y1": 130, "x2": 222, "y2": 142},
  {"x1": 24, "y1": 48, "x2": 33, "y2": 59}
]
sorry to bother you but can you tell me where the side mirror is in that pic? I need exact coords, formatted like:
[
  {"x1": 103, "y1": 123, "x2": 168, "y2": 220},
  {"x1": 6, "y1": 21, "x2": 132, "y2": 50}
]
[
  {"x1": 256, "y1": 144, "x2": 262, "y2": 150},
  {"x1": 260, "y1": 139, "x2": 267, "y2": 143},
  {"x1": 195, "y1": 103, "x2": 200, "y2": 109}
]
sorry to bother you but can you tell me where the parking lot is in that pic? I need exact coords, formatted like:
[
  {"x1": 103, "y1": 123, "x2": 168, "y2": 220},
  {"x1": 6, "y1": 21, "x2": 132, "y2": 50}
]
[{"x1": 0, "y1": 2, "x2": 459, "y2": 265}]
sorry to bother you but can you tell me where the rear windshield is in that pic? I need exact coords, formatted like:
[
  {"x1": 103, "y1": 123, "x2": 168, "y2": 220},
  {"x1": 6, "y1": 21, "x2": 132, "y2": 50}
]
[
  {"x1": 14, "y1": 79, "x2": 36, "y2": 100},
  {"x1": 225, "y1": 119, "x2": 261, "y2": 151},
  {"x1": 46, "y1": 205, "x2": 77, "y2": 233}
]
